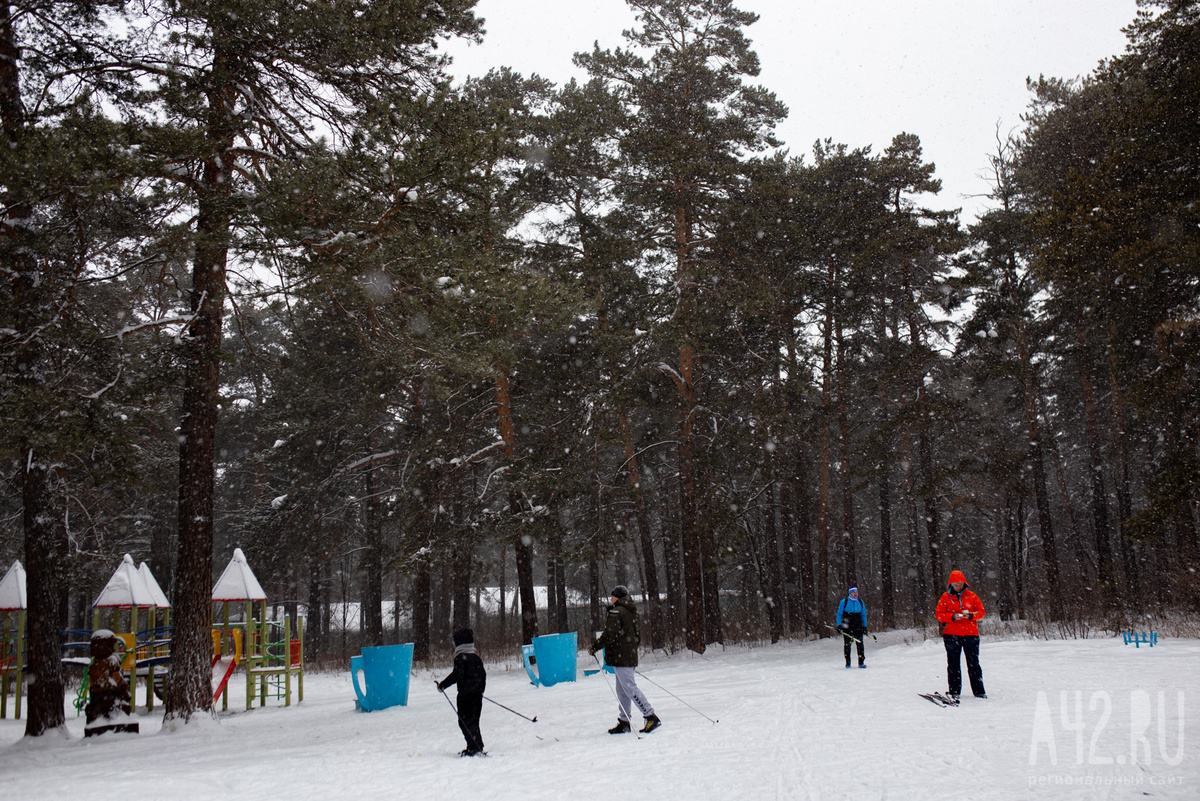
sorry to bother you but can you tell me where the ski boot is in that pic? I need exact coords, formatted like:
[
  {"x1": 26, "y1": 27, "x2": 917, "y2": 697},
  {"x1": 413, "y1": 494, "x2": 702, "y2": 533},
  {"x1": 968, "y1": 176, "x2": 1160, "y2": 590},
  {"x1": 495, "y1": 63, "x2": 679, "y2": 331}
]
[
  {"x1": 640, "y1": 714, "x2": 661, "y2": 733},
  {"x1": 608, "y1": 719, "x2": 631, "y2": 735}
]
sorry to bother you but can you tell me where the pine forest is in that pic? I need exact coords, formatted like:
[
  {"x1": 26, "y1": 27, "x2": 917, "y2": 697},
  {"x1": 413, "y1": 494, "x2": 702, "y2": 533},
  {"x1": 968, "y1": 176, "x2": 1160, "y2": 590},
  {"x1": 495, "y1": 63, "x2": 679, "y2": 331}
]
[{"x1": 2, "y1": 0, "x2": 1198, "y2": 732}]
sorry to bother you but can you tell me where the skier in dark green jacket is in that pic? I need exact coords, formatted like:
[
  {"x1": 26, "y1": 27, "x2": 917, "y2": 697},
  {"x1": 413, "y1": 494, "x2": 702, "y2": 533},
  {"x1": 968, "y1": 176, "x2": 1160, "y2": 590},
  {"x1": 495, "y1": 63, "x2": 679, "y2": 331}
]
[{"x1": 588, "y1": 585, "x2": 660, "y2": 734}]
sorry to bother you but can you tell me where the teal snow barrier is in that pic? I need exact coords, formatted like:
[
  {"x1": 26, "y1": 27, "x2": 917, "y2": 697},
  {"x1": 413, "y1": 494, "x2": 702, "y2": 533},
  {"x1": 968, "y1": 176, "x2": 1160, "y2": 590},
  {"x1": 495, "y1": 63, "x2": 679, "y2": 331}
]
[
  {"x1": 521, "y1": 632, "x2": 577, "y2": 687},
  {"x1": 1122, "y1": 631, "x2": 1158, "y2": 648},
  {"x1": 351, "y1": 642, "x2": 414, "y2": 711}
]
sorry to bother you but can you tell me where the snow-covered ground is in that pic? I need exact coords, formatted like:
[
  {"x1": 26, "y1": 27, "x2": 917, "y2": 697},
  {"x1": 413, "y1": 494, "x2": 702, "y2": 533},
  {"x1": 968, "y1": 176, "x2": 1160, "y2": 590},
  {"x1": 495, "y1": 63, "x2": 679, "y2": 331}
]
[{"x1": 1, "y1": 631, "x2": 1194, "y2": 800}]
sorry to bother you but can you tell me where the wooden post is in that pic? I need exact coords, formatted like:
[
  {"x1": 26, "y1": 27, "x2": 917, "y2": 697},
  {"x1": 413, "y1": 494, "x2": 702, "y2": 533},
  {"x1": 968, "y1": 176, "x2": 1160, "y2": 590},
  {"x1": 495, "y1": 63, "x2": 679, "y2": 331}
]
[
  {"x1": 283, "y1": 616, "x2": 291, "y2": 707},
  {"x1": 1, "y1": 611, "x2": 9, "y2": 718},
  {"x1": 221, "y1": 601, "x2": 230, "y2": 712},
  {"x1": 259, "y1": 600, "x2": 267, "y2": 708},
  {"x1": 146, "y1": 606, "x2": 157, "y2": 712},
  {"x1": 1, "y1": 611, "x2": 7, "y2": 718},
  {"x1": 297, "y1": 615, "x2": 304, "y2": 704},
  {"x1": 15, "y1": 609, "x2": 23, "y2": 718},
  {"x1": 130, "y1": 606, "x2": 140, "y2": 705}
]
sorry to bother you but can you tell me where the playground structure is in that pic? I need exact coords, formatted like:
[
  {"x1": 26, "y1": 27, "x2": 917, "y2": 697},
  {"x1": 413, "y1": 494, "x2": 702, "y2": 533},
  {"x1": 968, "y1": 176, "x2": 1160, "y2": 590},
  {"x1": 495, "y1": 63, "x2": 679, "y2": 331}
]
[
  {"x1": 211, "y1": 548, "x2": 304, "y2": 711},
  {"x1": 64, "y1": 554, "x2": 174, "y2": 713},
  {"x1": 2, "y1": 550, "x2": 304, "y2": 722},
  {"x1": 0, "y1": 560, "x2": 26, "y2": 719},
  {"x1": 35, "y1": 548, "x2": 302, "y2": 722}
]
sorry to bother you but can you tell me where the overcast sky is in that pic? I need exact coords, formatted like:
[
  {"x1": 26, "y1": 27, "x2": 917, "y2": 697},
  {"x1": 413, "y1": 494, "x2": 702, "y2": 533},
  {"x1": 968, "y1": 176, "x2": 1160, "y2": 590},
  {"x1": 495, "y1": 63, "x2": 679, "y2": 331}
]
[{"x1": 444, "y1": 0, "x2": 1141, "y2": 223}]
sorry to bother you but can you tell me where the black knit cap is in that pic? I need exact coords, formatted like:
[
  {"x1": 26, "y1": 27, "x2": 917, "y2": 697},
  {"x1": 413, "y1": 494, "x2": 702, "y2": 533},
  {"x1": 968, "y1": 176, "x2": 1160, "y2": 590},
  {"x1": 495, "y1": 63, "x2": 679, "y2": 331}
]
[
  {"x1": 452, "y1": 627, "x2": 474, "y2": 646},
  {"x1": 611, "y1": 585, "x2": 629, "y2": 599}
]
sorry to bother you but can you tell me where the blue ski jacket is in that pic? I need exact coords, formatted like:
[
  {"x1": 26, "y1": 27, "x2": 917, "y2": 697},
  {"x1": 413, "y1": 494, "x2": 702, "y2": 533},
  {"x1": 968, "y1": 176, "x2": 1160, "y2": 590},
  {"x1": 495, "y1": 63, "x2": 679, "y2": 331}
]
[{"x1": 836, "y1": 597, "x2": 867, "y2": 630}]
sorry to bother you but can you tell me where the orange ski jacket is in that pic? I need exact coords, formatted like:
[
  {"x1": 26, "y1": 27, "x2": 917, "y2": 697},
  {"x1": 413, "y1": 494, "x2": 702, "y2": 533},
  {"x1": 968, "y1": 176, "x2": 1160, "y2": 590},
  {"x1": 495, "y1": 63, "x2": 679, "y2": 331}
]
[{"x1": 936, "y1": 587, "x2": 985, "y2": 636}]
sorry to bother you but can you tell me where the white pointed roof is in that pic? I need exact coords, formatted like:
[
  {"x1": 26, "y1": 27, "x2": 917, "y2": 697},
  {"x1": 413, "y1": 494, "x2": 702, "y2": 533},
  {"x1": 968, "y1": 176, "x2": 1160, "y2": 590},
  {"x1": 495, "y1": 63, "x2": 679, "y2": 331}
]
[
  {"x1": 138, "y1": 562, "x2": 171, "y2": 608},
  {"x1": 0, "y1": 560, "x2": 27, "y2": 611},
  {"x1": 94, "y1": 554, "x2": 158, "y2": 608},
  {"x1": 211, "y1": 548, "x2": 267, "y2": 602}
]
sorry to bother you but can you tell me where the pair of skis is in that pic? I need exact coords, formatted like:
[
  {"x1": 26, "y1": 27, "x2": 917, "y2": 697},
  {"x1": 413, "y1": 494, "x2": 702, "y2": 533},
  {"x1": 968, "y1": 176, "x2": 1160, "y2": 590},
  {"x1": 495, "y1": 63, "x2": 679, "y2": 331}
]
[{"x1": 918, "y1": 691, "x2": 960, "y2": 708}]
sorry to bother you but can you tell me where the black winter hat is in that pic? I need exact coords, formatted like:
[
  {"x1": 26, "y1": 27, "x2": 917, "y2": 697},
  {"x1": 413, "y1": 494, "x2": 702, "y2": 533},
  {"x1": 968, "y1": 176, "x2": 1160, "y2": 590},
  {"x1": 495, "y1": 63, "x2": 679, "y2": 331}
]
[
  {"x1": 610, "y1": 585, "x2": 629, "y2": 599},
  {"x1": 452, "y1": 627, "x2": 474, "y2": 646}
]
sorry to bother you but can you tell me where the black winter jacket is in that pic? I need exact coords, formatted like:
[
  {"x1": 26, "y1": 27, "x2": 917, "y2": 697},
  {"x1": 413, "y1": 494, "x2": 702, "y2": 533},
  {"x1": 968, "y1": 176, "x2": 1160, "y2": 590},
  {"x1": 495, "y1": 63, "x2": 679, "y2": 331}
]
[
  {"x1": 593, "y1": 595, "x2": 640, "y2": 667},
  {"x1": 438, "y1": 651, "x2": 486, "y2": 696}
]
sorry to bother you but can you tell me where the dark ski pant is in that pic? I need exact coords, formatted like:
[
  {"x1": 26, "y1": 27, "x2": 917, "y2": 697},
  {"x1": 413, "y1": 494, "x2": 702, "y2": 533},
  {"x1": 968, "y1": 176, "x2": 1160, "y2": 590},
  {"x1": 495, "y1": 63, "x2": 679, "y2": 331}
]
[
  {"x1": 456, "y1": 693, "x2": 484, "y2": 754},
  {"x1": 843, "y1": 631, "x2": 865, "y2": 665},
  {"x1": 943, "y1": 634, "x2": 985, "y2": 697}
]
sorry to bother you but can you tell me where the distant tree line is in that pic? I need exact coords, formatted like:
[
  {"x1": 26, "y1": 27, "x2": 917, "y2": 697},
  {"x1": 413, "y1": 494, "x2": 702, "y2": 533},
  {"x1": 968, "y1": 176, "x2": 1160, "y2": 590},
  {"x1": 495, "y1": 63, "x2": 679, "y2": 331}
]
[{"x1": 2, "y1": 0, "x2": 1197, "y2": 735}]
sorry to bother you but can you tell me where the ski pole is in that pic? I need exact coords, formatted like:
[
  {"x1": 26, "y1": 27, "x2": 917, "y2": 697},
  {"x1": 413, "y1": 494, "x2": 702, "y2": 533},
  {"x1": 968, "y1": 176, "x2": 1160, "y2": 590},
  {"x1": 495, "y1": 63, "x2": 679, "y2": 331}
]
[
  {"x1": 825, "y1": 624, "x2": 874, "y2": 642},
  {"x1": 483, "y1": 695, "x2": 537, "y2": 723},
  {"x1": 436, "y1": 682, "x2": 457, "y2": 714},
  {"x1": 826, "y1": 624, "x2": 860, "y2": 643},
  {"x1": 593, "y1": 654, "x2": 621, "y2": 704},
  {"x1": 634, "y1": 669, "x2": 718, "y2": 724}
]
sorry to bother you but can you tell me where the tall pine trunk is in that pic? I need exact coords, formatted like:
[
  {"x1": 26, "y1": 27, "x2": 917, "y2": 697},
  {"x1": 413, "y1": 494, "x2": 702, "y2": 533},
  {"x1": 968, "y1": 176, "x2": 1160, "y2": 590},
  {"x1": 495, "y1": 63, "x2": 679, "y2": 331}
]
[
  {"x1": 306, "y1": 541, "x2": 325, "y2": 659},
  {"x1": 411, "y1": 563, "x2": 431, "y2": 661},
  {"x1": 22, "y1": 459, "x2": 67, "y2": 736},
  {"x1": 495, "y1": 373, "x2": 537, "y2": 645},
  {"x1": 901, "y1": 424, "x2": 927, "y2": 622},
  {"x1": 5, "y1": 1, "x2": 67, "y2": 736},
  {"x1": 1076, "y1": 329, "x2": 1113, "y2": 591},
  {"x1": 1154, "y1": 327, "x2": 1199, "y2": 575},
  {"x1": 764, "y1": 473, "x2": 784, "y2": 643},
  {"x1": 1107, "y1": 328, "x2": 1138, "y2": 600},
  {"x1": 835, "y1": 314, "x2": 858, "y2": 590},
  {"x1": 1044, "y1": 409, "x2": 1090, "y2": 588},
  {"x1": 878, "y1": 472, "x2": 895, "y2": 630},
  {"x1": 906, "y1": 262, "x2": 942, "y2": 595},
  {"x1": 451, "y1": 543, "x2": 472, "y2": 633},
  {"x1": 361, "y1": 457, "x2": 384, "y2": 647},
  {"x1": 166, "y1": 159, "x2": 231, "y2": 724},
  {"x1": 619, "y1": 406, "x2": 664, "y2": 648},
  {"x1": 165, "y1": 35, "x2": 239, "y2": 722},
  {"x1": 876, "y1": 313, "x2": 896, "y2": 630},
  {"x1": 1013, "y1": 301, "x2": 1061, "y2": 604},
  {"x1": 817, "y1": 278, "x2": 834, "y2": 629}
]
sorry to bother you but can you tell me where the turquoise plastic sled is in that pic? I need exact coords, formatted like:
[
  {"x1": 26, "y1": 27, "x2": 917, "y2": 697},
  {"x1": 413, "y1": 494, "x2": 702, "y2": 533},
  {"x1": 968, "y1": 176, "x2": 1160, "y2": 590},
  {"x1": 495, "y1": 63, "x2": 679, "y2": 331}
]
[
  {"x1": 521, "y1": 632, "x2": 577, "y2": 687},
  {"x1": 351, "y1": 643, "x2": 414, "y2": 711}
]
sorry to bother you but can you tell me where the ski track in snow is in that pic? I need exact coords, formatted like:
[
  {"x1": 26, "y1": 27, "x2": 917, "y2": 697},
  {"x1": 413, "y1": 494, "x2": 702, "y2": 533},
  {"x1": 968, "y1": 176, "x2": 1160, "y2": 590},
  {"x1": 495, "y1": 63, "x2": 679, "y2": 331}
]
[{"x1": 1, "y1": 632, "x2": 1195, "y2": 800}]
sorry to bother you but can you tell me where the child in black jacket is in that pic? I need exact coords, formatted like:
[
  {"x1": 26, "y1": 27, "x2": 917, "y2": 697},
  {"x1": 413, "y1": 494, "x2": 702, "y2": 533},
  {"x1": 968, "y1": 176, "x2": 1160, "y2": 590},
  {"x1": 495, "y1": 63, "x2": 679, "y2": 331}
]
[{"x1": 437, "y1": 628, "x2": 487, "y2": 756}]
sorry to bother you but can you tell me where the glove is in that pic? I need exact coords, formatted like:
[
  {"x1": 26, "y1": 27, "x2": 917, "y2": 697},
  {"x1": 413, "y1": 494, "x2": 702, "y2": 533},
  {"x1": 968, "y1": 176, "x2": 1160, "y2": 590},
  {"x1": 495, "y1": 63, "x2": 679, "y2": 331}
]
[
  {"x1": 838, "y1": 623, "x2": 847, "y2": 630},
  {"x1": 587, "y1": 644, "x2": 597, "y2": 656}
]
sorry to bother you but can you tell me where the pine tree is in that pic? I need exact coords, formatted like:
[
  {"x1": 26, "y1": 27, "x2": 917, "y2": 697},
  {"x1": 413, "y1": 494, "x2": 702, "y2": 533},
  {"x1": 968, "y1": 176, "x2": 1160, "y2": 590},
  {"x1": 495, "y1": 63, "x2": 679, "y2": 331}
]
[
  {"x1": 577, "y1": 0, "x2": 785, "y2": 653},
  {"x1": 1, "y1": 0, "x2": 169, "y2": 735},
  {"x1": 97, "y1": 0, "x2": 483, "y2": 723}
]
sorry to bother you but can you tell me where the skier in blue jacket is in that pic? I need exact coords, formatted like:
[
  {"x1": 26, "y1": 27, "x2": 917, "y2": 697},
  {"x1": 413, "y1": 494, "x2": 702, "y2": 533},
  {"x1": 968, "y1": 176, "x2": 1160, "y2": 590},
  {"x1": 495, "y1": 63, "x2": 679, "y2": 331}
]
[{"x1": 836, "y1": 586, "x2": 868, "y2": 668}]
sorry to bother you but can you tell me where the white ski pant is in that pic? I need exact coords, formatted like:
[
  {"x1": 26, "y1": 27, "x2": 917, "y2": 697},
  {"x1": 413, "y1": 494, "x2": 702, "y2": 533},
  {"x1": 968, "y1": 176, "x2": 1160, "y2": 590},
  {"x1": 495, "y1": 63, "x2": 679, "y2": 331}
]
[{"x1": 613, "y1": 666, "x2": 654, "y2": 721}]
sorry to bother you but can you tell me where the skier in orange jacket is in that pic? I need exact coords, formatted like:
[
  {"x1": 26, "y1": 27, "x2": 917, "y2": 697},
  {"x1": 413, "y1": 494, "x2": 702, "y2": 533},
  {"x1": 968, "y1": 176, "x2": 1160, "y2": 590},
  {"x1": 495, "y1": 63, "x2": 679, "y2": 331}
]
[{"x1": 934, "y1": 570, "x2": 987, "y2": 700}]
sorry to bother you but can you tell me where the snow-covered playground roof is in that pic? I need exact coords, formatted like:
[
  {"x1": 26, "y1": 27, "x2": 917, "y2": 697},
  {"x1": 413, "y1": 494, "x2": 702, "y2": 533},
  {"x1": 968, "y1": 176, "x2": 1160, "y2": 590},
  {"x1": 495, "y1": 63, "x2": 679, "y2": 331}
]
[
  {"x1": 0, "y1": 560, "x2": 27, "y2": 611},
  {"x1": 94, "y1": 554, "x2": 161, "y2": 608},
  {"x1": 138, "y1": 562, "x2": 171, "y2": 608},
  {"x1": 211, "y1": 548, "x2": 267, "y2": 602}
]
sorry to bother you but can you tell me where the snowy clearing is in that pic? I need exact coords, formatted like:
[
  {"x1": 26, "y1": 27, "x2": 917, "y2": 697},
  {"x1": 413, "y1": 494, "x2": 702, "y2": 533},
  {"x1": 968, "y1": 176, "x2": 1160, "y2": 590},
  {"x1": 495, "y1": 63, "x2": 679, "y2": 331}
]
[{"x1": 1, "y1": 632, "x2": 1194, "y2": 800}]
